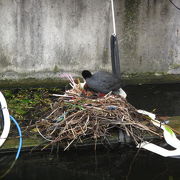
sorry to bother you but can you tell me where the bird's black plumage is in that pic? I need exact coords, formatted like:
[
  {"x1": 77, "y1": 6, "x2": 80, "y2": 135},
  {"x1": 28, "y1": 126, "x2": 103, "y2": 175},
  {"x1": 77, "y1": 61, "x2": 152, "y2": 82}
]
[{"x1": 82, "y1": 70, "x2": 121, "y2": 94}]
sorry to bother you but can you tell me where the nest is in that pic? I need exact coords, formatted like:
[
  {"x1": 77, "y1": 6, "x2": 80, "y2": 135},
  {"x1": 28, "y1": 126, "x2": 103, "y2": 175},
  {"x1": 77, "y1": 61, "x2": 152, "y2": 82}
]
[{"x1": 36, "y1": 79, "x2": 163, "y2": 150}]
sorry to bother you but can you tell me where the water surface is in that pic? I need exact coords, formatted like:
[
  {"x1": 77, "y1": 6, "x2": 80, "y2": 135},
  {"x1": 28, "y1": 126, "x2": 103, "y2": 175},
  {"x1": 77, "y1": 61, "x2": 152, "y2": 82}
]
[{"x1": 1, "y1": 148, "x2": 180, "y2": 180}]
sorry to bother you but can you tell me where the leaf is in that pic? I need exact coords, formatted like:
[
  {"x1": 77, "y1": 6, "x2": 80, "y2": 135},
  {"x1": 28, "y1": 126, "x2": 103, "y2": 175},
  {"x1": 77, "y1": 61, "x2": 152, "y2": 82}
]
[{"x1": 164, "y1": 125, "x2": 174, "y2": 136}]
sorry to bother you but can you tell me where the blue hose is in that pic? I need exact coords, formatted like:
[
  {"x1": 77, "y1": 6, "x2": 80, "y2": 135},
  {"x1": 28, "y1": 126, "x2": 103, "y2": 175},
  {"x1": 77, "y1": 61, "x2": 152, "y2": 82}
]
[
  {"x1": 10, "y1": 115, "x2": 22, "y2": 160},
  {"x1": 0, "y1": 116, "x2": 22, "y2": 179}
]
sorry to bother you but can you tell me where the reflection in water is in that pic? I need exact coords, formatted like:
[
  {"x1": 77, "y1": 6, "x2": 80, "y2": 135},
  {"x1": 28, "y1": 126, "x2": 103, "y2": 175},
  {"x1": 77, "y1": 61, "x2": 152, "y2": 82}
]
[{"x1": 1, "y1": 147, "x2": 180, "y2": 180}]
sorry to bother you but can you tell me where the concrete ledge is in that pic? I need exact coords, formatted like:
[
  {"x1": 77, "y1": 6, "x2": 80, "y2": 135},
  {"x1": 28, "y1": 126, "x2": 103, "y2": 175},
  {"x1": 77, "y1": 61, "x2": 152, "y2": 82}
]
[
  {"x1": 1, "y1": 73, "x2": 180, "y2": 88},
  {"x1": 0, "y1": 78, "x2": 68, "y2": 88},
  {"x1": 123, "y1": 73, "x2": 180, "y2": 85}
]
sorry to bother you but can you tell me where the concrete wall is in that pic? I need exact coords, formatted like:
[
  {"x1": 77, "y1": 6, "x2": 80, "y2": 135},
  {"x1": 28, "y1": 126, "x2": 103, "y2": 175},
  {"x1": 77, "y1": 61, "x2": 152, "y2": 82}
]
[
  {"x1": 118, "y1": 0, "x2": 180, "y2": 74},
  {"x1": 0, "y1": 0, "x2": 180, "y2": 83}
]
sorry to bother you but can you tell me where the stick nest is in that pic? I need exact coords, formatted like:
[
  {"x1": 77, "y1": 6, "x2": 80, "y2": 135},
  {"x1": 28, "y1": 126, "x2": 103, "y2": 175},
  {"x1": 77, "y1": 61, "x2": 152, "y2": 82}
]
[{"x1": 36, "y1": 85, "x2": 163, "y2": 150}]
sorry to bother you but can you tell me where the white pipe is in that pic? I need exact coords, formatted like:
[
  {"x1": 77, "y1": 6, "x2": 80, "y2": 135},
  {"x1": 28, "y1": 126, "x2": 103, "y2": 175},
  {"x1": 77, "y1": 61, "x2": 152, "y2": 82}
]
[
  {"x1": 0, "y1": 91, "x2": 11, "y2": 147},
  {"x1": 137, "y1": 109, "x2": 180, "y2": 158},
  {"x1": 111, "y1": 0, "x2": 116, "y2": 35},
  {"x1": 138, "y1": 141, "x2": 180, "y2": 157}
]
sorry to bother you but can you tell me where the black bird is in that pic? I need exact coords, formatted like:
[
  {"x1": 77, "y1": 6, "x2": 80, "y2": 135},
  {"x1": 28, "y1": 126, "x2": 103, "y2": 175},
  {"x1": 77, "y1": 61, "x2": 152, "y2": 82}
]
[
  {"x1": 82, "y1": 20, "x2": 122, "y2": 95},
  {"x1": 82, "y1": 70, "x2": 121, "y2": 94}
]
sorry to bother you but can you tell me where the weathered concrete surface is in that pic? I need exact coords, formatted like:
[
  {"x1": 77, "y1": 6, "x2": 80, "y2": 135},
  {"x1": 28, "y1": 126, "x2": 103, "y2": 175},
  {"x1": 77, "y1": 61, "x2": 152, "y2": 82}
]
[
  {"x1": 0, "y1": 0, "x2": 180, "y2": 85},
  {"x1": 119, "y1": 0, "x2": 180, "y2": 74},
  {"x1": 0, "y1": 0, "x2": 111, "y2": 80}
]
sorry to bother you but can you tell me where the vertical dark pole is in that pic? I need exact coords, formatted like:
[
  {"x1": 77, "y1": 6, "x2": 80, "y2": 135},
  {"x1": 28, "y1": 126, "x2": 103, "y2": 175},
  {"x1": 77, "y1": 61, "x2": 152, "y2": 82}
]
[
  {"x1": 110, "y1": 0, "x2": 121, "y2": 79},
  {"x1": 111, "y1": 34, "x2": 121, "y2": 78}
]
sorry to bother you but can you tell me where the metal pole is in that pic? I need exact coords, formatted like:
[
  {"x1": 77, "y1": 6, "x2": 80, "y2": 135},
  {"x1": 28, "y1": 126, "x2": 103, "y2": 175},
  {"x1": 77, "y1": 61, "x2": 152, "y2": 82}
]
[{"x1": 111, "y1": 0, "x2": 116, "y2": 35}]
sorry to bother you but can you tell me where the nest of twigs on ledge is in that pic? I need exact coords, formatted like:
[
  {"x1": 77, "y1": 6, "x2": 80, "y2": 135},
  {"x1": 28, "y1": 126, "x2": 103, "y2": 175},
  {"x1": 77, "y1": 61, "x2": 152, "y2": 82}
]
[
  {"x1": 36, "y1": 78, "x2": 163, "y2": 150},
  {"x1": 35, "y1": 75, "x2": 163, "y2": 150}
]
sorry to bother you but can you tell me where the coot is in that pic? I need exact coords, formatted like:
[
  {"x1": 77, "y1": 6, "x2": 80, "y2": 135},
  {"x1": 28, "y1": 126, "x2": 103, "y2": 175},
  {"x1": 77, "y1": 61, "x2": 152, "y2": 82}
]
[{"x1": 82, "y1": 70, "x2": 121, "y2": 94}]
